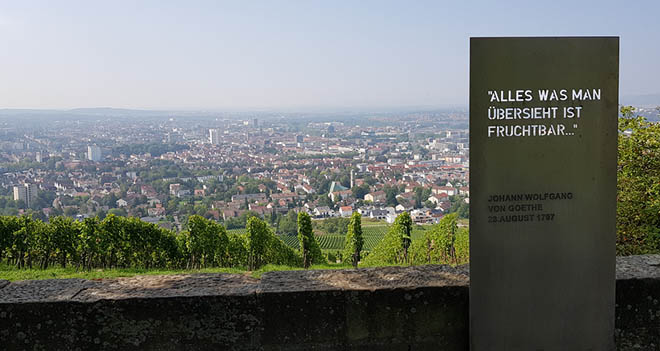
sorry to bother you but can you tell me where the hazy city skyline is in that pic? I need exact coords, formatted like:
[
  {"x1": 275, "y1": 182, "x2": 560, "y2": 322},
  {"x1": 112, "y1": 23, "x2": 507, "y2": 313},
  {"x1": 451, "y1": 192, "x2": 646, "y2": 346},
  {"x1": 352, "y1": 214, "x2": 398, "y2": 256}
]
[{"x1": 1, "y1": 0, "x2": 659, "y2": 110}]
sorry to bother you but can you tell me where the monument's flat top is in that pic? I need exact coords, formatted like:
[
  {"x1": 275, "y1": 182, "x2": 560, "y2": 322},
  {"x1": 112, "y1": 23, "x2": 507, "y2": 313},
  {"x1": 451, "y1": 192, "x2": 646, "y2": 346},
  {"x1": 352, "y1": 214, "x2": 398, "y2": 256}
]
[
  {"x1": 616, "y1": 254, "x2": 660, "y2": 280},
  {"x1": 0, "y1": 264, "x2": 469, "y2": 304},
  {"x1": 259, "y1": 264, "x2": 469, "y2": 293}
]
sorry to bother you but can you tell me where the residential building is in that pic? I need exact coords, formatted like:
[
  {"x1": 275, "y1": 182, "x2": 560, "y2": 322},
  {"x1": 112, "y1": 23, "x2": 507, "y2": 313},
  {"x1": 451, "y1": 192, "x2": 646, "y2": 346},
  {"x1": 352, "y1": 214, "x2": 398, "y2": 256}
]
[
  {"x1": 13, "y1": 183, "x2": 38, "y2": 207},
  {"x1": 209, "y1": 129, "x2": 220, "y2": 145},
  {"x1": 169, "y1": 183, "x2": 181, "y2": 196},
  {"x1": 339, "y1": 206, "x2": 353, "y2": 217},
  {"x1": 87, "y1": 145, "x2": 102, "y2": 162},
  {"x1": 313, "y1": 206, "x2": 333, "y2": 218},
  {"x1": 364, "y1": 190, "x2": 386, "y2": 203}
]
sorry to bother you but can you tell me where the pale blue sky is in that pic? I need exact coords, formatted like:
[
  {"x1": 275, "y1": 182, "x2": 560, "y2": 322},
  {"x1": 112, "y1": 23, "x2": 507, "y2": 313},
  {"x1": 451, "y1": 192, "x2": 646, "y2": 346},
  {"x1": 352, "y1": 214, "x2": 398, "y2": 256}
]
[{"x1": 0, "y1": 0, "x2": 658, "y2": 110}]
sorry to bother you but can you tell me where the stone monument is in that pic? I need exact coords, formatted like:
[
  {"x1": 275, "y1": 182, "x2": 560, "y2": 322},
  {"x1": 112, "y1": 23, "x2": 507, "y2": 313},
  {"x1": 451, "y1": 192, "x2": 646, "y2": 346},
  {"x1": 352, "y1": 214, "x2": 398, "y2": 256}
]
[{"x1": 469, "y1": 37, "x2": 619, "y2": 350}]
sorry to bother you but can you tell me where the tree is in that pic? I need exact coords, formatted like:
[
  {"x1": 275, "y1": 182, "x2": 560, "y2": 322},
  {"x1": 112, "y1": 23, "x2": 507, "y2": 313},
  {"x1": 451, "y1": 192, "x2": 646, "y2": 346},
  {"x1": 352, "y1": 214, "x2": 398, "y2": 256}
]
[
  {"x1": 278, "y1": 210, "x2": 298, "y2": 236},
  {"x1": 414, "y1": 187, "x2": 424, "y2": 208},
  {"x1": 351, "y1": 184, "x2": 370, "y2": 200},
  {"x1": 266, "y1": 234, "x2": 303, "y2": 267},
  {"x1": 364, "y1": 212, "x2": 413, "y2": 265},
  {"x1": 297, "y1": 212, "x2": 323, "y2": 268},
  {"x1": 416, "y1": 213, "x2": 458, "y2": 264},
  {"x1": 297, "y1": 212, "x2": 314, "y2": 268},
  {"x1": 0, "y1": 216, "x2": 21, "y2": 262},
  {"x1": 617, "y1": 106, "x2": 660, "y2": 254},
  {"x1": 453, "y1": 227, "x2": 470, "y2": 264},
  {"x1": 318, "y1": 194, "x2": 335, "y2": 209},
  {"x1": 383, "y1": 185, "x2": 399, "y2": 207},
  {"x1": 78, "y1": 217, "x2": 101, "y2": 271},
  {"x1": 315, "y1": 217, "x2": 350, "y2": 235},
  {"x1": 49, "y1": 216, "x2": 79, "y2": 268},
  {"x1": 107, "y1": 208, "x2": 127, "y2": 217},
  {"x1": 246, "y1": 216, "x2": 270, "y2": 270},
  {"x1": 457, "y1": 202, "x2": 469, "y2": 219},
  {"x1": 398, "y1": 212, "x2": 413, "y2": 263},
  {"x1": 11, "y1": 215, "x2": 42, "y2": 269},
  {"x1": 343, "y1": 212, "x2": 364, "y2": 268},
  {"x1": 105, "y1": 193, "x2": 118, "y2": 208},
  {"x1": 184, "y1": 215, "x2": 227, "y2": 268},
  {"x1": 226, "y1": 232, "x2": 248, "y2": 268}
]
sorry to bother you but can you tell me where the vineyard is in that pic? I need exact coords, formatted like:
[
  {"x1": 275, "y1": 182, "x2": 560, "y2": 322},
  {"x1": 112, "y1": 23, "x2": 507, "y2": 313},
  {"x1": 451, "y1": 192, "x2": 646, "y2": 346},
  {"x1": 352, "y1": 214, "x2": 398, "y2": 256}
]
[
  {"x1": 273, "y1": 224, "x2": 430, "y2": 252},
  {"x1": 227, "y1": 227, "x2": 277, "y2": 236},
  {"x1": 1, "y1": 212, "x2": 468, "y2": 281},
  {"x1": 279, "y1": 235, "x2": 299, "y2": 249}
]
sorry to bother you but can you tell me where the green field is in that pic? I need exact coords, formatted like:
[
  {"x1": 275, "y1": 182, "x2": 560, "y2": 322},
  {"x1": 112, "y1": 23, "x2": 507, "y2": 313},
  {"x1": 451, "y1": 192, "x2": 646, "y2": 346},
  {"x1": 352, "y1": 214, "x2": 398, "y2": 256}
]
[
  {"x1": 1, "y1": 220, "x2": 463, "y2": 281},
  {"x1": 279, "y1": 235, "x2": 299, "y2": 248}
]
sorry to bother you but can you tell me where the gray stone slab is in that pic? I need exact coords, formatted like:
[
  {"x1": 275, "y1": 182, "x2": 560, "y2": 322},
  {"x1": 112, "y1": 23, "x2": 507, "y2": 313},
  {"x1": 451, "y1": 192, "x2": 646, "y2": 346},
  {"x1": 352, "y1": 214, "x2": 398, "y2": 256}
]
[
  {"x1": 616, "y1": 254, "x2": 660, "y2": 280},
  {"x1": 259, "y1": 265, "x2": 468, "y2": 293},
  {"x1": 0, "y1": 278, "x2": 95, "y2": 303},
  {"x1": 73, "y1": 273, "x2": 259, "y2": 302},
  {"x1": 470, "y1": 37, "x2": 619, "y2": 351}
]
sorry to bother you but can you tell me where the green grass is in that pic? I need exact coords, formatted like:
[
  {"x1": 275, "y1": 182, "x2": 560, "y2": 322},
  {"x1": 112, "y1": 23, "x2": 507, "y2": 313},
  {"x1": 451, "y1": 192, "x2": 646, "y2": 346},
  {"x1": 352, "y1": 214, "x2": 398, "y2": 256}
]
[
  {"x1": 0, "y1": 262, "x2": 353, "y2": 282},
  {"x1": 361, "y1": 218, "x2": 388, "y2": 226},
  {"x1": 0, "y1": 263, "x2": 245, "y2": 282}
]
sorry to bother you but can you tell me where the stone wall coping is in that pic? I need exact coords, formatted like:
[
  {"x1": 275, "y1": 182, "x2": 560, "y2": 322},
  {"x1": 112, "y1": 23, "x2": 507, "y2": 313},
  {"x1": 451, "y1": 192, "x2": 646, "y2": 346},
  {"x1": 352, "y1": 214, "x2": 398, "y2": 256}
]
[{"x1": 1, "y1": 255, "x2": 657, "y2": 305}]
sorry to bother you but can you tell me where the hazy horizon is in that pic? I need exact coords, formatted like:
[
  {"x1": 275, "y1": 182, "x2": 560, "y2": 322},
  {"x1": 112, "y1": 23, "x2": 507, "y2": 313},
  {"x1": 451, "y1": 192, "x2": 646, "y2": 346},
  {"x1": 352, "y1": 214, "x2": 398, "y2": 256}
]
[{"x1": 1, "y1": 1, "x2": 659, "y2": 110}]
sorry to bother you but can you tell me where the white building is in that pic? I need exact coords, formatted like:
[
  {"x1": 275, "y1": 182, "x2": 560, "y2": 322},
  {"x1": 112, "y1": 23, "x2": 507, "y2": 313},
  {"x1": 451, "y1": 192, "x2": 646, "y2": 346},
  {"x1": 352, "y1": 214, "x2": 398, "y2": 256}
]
[
  {"x1": 87, "y1": 145, "x2": 102, "y2": 162},
  {"x1": 339, "y1": 206, "x2": 353, "y2": 217},
  {"x1": 13, "y1": 183, "x2": 38, "y2": 207},
  {"x1": 209, "y1": 129, "x2": 220, "y2": 145}
]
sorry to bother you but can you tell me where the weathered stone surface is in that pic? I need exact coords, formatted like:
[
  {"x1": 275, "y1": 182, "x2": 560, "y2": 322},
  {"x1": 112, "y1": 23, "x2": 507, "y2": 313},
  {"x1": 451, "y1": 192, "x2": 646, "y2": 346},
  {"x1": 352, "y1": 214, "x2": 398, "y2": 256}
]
[
  {"x1": 0, "y1": 279, "x2": 9, "y2": 289},
  {"x1": 261, "y1": 289, "x2": 347, "y2": 350},
  {"x1": 258, "y1": 265, "x2": 469, "y2": 350},
  {"x1": 0, "y1": 278, "x2": 96, "y2": 303},
  {"x1": 343, "y1": 286, "x2": 468, "y2": 351},
  {"x1": 1, "y1": 256, "x2": 660, "y2": 350},
  {"x1": 616, "y1": 254, "x2": 660, "y2": 280},
  {"x1": 615, "y1": 255, "x2": 660, "y2": 351},
  {"x1": 259, "y1": 264, "x2": 468, "y2": 292},
  {"x1": 73, "y1": 273, "x2": 259, "y2": 302},
  {"x1": 0, "y1": 274, "x2": 262, "y2": 351}
]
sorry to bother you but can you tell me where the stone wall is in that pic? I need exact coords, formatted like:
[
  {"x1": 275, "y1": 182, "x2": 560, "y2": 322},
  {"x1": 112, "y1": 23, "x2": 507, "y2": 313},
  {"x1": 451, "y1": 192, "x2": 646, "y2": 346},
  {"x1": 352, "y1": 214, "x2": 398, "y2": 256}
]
[
  {"x1": 615, "y1": 255, "x2": 660, "y2": 350},
  {"x1": 1, "y1": 255, "x2": 659, "y2": 350}
]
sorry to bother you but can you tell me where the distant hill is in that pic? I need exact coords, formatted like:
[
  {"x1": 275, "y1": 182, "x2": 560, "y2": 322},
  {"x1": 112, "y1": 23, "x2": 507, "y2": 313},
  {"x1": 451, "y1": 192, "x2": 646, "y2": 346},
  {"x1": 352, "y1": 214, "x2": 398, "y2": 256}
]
[
  {"x1": 619, "y1": 95, "x2": 660, "y2": 122},
  {"x1": 0, "y1": 108, "x2": 224, "y2": 122},
  {"x1": 67, "y1": 107, "x2": 170, "y2": 117},
  {"x1": 0, "y1": 107, "x2": 178, "y2": 118},
  {"x1": 621, "y1": 94, "x2": 660, "y2": 108}
]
